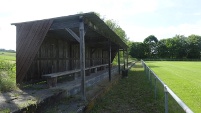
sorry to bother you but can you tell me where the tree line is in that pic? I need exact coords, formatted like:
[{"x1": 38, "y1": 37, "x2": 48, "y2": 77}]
[
  {"x1": 90, "y1": 12, "x2": 201, "y2": 60},
  {"x1": 129, "y1": 35, "x2": 201, "y2": 59},
  {"x1": 0, "y1": 49, "x2": 16, "y2": 53}
]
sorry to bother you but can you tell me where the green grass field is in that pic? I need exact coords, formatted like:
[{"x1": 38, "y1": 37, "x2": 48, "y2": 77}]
[
  {"x1": 0, "y1": 52, "x2": 16, "y2": 61},
  {"x1": 145, "y1": 61, "x2": 201, "y2": 113},
  {"x1": 91, "y1": 63, "x2": 163, "y2": 113}
]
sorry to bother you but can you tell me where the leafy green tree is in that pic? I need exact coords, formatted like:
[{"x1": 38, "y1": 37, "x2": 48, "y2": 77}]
[
  {"x1": 129, "y1": 42, "x2": 149, "y2": 59},
  {"x1": 165, "y1": 38, "x2": 174, "y2": 58},
  {"x1": 186, "y1": 35, "x2": 201, "y2": 58},
  {"x1": 163, "y1": 35, "x2": 187, "y2": 59},
  {"x1": 105, "y1": 19, "x2": 129, "y2": 43},
  {"x1": 94, "y1": 12, "x2": 128, "y2": 43},
  {"x1": 157, "y1": 39, "x2": 169, "y2": 58},
  {"x1": 143, "y1": 35, "x2": 158, "y2": 58},
  {"x1": 172, "y1": 35, "x2": 187, "y2": 58}
]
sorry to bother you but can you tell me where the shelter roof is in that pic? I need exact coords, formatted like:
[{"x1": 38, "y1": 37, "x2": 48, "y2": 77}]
[{"x1": 12, "y1": 12, "x2": 128, "y2": 49}]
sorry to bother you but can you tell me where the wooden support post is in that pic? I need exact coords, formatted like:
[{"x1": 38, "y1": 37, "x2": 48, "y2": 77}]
[
  {"x1": 38, "y1": 47, "x2": 41, "y2": 78},
  {"x1": 102, "y1": 49, "x2": 104, "y2": 64},
  {"x1": 94, "y1": 68, "x2": 97, "y2": 73},
  {"x1": 51, "y1": 44, "x2": 54, "y2": 73},
  {"x1": 123, "y1": 49, "x2": 125, "y2": 70},
  {"x1": 108, "y1": 41, "x2": 111, "y2": 82},
  {"x1": 56, "y1": 40, "x2": 59, "y2": 72},
  {"x1": 63, "y1": 42, "x2": 66, "y2": 71},
  {"x1": 90, "y1": 48, "x2": 93, "y2": 66},
  {"x1": 118, "y1": 48, "x2": 120, "y2": 74},
  {"x1": 79, "y1": 16, "x2": 86, "y2": 101},
  {"x1": 126, "y1": 49, "x2": 128, "y2": 68},
  {"x1": 69, "y1": 44, "x2": 72, "y2": 70},
  {"x1": 74, "y1": 72, "x2": 79, "y2": 80},
  {"x1": 101, "y1": 49, "x2": 104, "y2": 70}
]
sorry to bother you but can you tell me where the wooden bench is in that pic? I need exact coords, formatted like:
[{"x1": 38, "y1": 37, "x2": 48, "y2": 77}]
[
  {"x1": 42, "y1": 64, "x2": 109, "y2": 87},
  {"x1": 42, "y1": 69, "x2": 81, "y2": 87},
  {"x1": 86, "y1": 64, "x2": 109, "y2": 73}
]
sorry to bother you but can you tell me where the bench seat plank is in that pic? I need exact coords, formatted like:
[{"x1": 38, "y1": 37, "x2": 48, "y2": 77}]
[
  {"x1": 42, "y1": 63, "x2": 111, "y2": 87},
  {"x1": 42, "y1": 69, "x2": 81, "y2": 78},
  {"x1": 42, "y1": 64, "x2": 110, "y2": 78}
]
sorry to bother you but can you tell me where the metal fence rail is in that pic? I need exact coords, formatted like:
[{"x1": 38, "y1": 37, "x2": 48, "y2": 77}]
[{"x1": 141, "y1": 60, "x2": 193, "y2": 113}]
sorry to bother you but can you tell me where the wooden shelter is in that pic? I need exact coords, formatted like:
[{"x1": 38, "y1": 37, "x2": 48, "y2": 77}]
[{"x1": 12, "y1": 12, "x2": 128, "y2": 99}]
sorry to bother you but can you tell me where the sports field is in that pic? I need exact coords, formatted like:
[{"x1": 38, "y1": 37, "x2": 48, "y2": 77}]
[{"x1": 145, "y1": 61, "x2": 201, "y2": 113}]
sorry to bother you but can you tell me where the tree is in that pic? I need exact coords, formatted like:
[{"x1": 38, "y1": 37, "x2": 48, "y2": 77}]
[
  {"x1": 161, "y1": 35, "x2": 188, "y2": 59},
  {"x1": 105, "y1": 19, "x2": 129, "y2": 43},
  {"x1": 172, "y1": 35, "x2": 187, "y2": 58},
  {"x1": 94, "y1": 12, "x2": 128, "y2": 43},
  {"x1": 157, "y1": 39, "x2": 169, "y2": 58},
  {"x1": 129, "y1": 42, "x2": 149, "y2": 59},
  {"x1": 186, "y1": 35, "x2": 201, "y2": 58},
  {"x1": 143, "y1": 35, "x2": 158, "y2": 58}
]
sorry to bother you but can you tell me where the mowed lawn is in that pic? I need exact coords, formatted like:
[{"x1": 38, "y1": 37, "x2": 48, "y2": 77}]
[
  {"x1": 90, "y1": 63, "x2": 163, "y2": 113},
  {"x1": 146, "y1": 61, "x2": 201, "y2": 113}
]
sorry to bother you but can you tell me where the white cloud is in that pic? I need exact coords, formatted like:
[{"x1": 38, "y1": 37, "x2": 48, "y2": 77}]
[
  {"x1": 1, "y1": 0, "x2": 201, "y2": 49},
  {"x1": 127, "y1": 21, "x2": 201, "y2": 42}
]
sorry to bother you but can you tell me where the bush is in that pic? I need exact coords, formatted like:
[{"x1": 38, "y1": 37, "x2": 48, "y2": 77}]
[{"x1": 0, "y1": 60, "x2": 16, "y2": 92}]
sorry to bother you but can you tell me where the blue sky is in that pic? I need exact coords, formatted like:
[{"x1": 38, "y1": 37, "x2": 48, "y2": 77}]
[{"x1": 1, "y1": 0, "x2": 201, "y2": 50}]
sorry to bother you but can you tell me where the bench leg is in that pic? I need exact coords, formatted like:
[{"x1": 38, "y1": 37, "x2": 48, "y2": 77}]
[
  {"x1": 74, "y1": 73, "x2": 79, "y2": 80},
  {"x1": 94, "y1": 68, "x2": 97, "y2": 73},
  {"x1": 47, "y1": 77, "x2": 57, "y2": 88},
  {"x1": 103, "y1": 66, "x2": 106, "y2": 70},
  {"x1": 85, "y1": 70, "x2": 91, "y2": 76},
  {"x1": 90, "y1": 69, "x2": 93, "y2": 73}
]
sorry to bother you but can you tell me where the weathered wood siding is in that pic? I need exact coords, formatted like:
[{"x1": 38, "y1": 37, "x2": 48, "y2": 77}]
[
  {"x1": 15, "y1": 20, "x2": 53, "y2": 83},
  {"x1": 24, "y1": 36, "x2": 111, "y2": 82}
]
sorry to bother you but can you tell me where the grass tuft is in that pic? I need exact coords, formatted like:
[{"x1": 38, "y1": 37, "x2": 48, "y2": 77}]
[{"x1": 0, "y1": 60, "x2": 16, "y2": 93}]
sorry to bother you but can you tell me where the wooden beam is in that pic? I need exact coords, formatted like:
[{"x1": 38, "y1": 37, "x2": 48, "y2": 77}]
[
  {"x1": 90, "y1": 48, "x2": 93, "y2": 66},
  {"x1": 65, "y1": 28, "x2": 80, "y2": 42},
  {"x1": 79, "y1": 16, "x2": 86, "y2": 101},
  {"x1": 91, "y1": 48, "x2": 96, "y2": 54},
  {"x1": 102, "y1": 49, "x2": 104, "y2": 64},
  {"x1": 69, "y1": 44, "x2": 73, "y2": 70},
  {"x1": 50, "y1": 21, "x2": 79, "y2": 30},
  {"x1": 51, "y1": 44, "x2": 54, "y2": 73},
  {"x1": 42, "y1": 69, "x2": 81, "y2": 78},
  {"x1": 126, "y1": 49, "x2": 128, "y2": 68},
  {"x1": 56, "y1": 40, "x2": 59, "y2": 72},
  {"x1": 118, "y1": 48, "x2": 120, "y2": 74},
  {"x1": 123, "y1": 49, "x2": 125, "y2": 70},
  {"x1": 108, "y1": 41, "x2": 111, "y2": 82}
]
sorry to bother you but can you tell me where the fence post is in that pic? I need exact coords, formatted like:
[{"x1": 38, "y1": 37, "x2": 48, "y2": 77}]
[
  {"x1": 141, "y1": 60, "x2": 143, "y2": 68},
  {"x1": 154, "y1": 76, "x2": 157, "y2": 100},
  {"x1": 143, "y1": 60, "x2": 193, "y2": 113},
  {"x1": 150, "y1": 71, "x2": 153, "y2": 88},
  {"x1": 145, "y1": 65, "x2": 147, "y2": 75},
  {"x1": 146, "y1": 66, "x2": 149, "y2": 78},
  {"x1": 164, "y1": 85, "x2": 168, "y2": 113}
]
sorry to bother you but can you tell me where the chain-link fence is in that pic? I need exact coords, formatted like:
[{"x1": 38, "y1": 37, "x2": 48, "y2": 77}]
[{"x1": 141, "y1": 60, "x2": 193, "y2": 113}]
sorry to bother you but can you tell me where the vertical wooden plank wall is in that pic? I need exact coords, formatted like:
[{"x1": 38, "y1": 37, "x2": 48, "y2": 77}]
[{"x1": 24, "y1": 37, "x2": 111, "y2": 82}]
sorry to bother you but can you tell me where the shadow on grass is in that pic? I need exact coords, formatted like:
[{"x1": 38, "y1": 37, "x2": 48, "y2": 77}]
[{"x1": 90, "y1": 63, "x2": 163, "y2": 113}]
